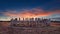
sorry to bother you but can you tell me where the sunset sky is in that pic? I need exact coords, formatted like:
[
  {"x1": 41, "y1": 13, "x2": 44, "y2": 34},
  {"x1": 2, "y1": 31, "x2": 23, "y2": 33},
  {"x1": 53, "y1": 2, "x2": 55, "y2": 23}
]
[{"x1": 0, "y1": 0, "x2": 60, "y2": 21}]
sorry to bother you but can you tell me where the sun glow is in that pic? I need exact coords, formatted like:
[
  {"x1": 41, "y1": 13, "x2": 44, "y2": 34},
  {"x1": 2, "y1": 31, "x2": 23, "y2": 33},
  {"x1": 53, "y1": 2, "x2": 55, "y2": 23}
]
[{"x1": 1, "y1": 8, "x2": 60, "y2": 21}]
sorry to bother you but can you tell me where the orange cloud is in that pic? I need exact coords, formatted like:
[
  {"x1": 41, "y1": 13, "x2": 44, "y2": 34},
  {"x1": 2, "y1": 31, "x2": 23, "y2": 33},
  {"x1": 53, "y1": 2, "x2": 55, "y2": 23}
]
[{"x1": 4, "y1": 8, "x2": 60, "y2": 18}]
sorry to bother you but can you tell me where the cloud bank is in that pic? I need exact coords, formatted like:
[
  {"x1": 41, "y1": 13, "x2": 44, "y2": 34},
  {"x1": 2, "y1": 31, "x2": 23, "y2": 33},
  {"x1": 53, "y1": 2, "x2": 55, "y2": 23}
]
[{"x1": 3, "y1": 8, "x2": 60, "y2": 18}]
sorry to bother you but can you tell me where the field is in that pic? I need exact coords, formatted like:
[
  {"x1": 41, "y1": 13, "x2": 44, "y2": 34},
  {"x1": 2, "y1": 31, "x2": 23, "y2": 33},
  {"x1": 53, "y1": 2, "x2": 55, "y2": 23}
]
[{"x1": 0, "y1": 21, "x2": 60, "y2": 34}]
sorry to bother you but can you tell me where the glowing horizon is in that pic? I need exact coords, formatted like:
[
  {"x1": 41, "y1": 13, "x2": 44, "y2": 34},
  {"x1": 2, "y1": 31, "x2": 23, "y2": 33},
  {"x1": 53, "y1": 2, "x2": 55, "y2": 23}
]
[{"x1": 0, "y1": 8, "x2": 60, "y2": 21}]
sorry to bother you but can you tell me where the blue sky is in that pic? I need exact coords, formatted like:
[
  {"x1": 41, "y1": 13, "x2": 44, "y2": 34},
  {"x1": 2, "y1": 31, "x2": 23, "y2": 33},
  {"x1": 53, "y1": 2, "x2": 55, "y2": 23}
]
[
  {"x1": 0, "y1": 0, "x2": 60, "y2": 21},
  {"x1": 0, "y1": 0, "x2": 60, "y2": 10}
]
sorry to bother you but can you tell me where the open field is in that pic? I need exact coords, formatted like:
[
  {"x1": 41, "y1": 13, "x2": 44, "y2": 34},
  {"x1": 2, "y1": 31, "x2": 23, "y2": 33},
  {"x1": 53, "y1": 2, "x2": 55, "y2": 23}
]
[
  {"x1": 0, "y1": 26, "x2": 60, "y2": 34},
  {"x1": 0, "y1": 21, "x2": 60, "y2": 34}
]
